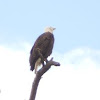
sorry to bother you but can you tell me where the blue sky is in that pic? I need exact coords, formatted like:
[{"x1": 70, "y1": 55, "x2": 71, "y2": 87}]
[
  {"x1": 0, "y1": 0, "x2": 100, "y2": 100},
  {"x1": 0, "y1": 0, "x2": 100, "y2": 53}
]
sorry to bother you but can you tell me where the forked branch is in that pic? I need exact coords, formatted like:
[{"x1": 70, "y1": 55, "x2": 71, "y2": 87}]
[{"x1": 29, "y1": 58, "x2": 60, "y2": 100}]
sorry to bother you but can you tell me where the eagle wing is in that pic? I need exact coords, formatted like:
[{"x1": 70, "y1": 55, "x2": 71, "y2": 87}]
[{"x1": 29, "y1": 32, "x2": 54, "y2": 71}]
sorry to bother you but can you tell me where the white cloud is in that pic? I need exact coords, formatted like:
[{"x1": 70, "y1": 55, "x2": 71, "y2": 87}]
[
  {"x1": 0, "y1": 45, "x2": 100, "y2": 100},
  {"x1": 53, "y1": 47, "x2": 100, "y2": 70},
  {"x1": 0, "y1": 44, "x2": 34, "y2": 100}
]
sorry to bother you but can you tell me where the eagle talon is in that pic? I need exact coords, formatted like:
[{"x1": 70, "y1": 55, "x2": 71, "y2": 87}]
[{"x1": 45, "y1": 58, "x2": 48, "y2": 63}]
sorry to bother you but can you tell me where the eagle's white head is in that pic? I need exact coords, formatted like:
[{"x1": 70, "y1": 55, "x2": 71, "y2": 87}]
[{"x1": 44, "y1": 26, "x2": 56, "y2": 33}]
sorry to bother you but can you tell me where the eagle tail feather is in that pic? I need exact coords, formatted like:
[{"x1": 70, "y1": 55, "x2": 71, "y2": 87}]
[
  {"x1": 30, "y1": 63, "x2": 35, "y2": 71},
  {"x1": 30, "y1": 66, "x2": 34, "y2": 71}
]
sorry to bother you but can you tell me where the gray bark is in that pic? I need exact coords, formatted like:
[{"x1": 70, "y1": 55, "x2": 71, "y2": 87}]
[{"x1": 29, "y1": 58, "x2": 60, "y2": 100}]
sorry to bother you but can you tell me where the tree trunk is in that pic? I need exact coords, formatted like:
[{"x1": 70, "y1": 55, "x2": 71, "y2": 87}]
[{"x1": 29, "y1": 58, "x2": 60, "y2": 100}]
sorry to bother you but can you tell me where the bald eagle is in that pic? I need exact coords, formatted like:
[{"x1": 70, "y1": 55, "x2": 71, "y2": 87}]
[{"x1": 29, "y1": 27, "x2": 56, "y2": 73}]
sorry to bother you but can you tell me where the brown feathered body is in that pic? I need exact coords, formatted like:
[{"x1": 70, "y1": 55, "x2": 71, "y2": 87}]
[{"x1": 29, "y1": 32, "x2": 54, "y2": 71}]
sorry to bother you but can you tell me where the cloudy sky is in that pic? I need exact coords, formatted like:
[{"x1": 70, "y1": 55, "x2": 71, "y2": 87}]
[{"x1": 0, "y1": 0, "x2": 100, "y2": 100}]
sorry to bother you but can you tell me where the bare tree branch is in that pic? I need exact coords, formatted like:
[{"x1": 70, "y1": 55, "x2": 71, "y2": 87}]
[{"x1": 29, "y1": 58, "x2": 60, "y2": 100}]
